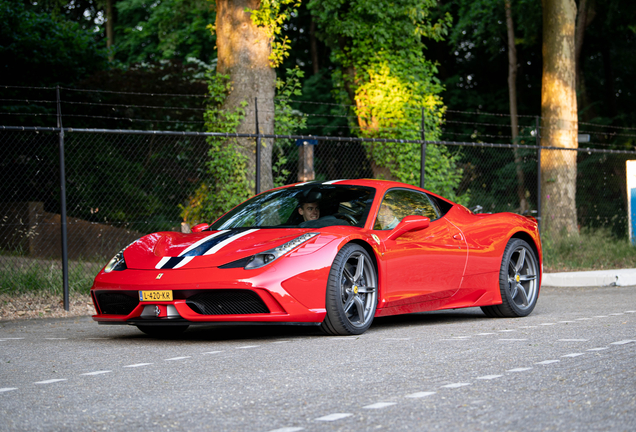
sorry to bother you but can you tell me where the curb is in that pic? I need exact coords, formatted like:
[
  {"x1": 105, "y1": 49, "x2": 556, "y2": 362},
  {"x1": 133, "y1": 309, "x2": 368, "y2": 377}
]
[{"x1": 542, "y1": 269, "x2": 636, "y2": 287}]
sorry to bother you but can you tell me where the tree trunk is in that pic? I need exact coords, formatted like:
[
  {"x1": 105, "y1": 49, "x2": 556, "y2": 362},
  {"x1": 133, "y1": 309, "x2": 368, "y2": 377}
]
[
  {"x1": 541, "y1": 0, "x2": 578, "y2": 235},
  {"x1": 216, "y1": 0, "x2": 275, "y2": 192},
  {"x1": 106, "y1": 0, "x2": 114, "y2": 62},
  {"x1": 309, "y1": 18, "x2": 319, "y2": 75},
  {"x1": 505, "y1": 0, "x2": 528, "y2": 214}
]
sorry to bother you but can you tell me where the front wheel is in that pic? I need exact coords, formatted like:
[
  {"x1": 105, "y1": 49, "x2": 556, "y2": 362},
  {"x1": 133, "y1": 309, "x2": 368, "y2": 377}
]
[
  {"x1": 321, "y1": 244, "x2": 378, "y2": 336},
  {"x1": 137, "y1": 325, "x2": 189, "y2": 338},
  {"x1": 481, "y1": 238, "x2": 540, "y2": 318}
]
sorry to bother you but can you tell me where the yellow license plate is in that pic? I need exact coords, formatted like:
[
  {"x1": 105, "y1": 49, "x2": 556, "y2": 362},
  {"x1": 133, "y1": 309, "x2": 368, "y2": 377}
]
[{"x1": 139, "y1": 290, "x2": 173, "y2": 301}]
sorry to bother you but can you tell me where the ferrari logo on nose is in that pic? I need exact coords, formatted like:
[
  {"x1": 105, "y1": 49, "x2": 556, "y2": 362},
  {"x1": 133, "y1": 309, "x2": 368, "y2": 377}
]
[{"x1": 156, "y1": 273, "x2": 163, "y2": 280}]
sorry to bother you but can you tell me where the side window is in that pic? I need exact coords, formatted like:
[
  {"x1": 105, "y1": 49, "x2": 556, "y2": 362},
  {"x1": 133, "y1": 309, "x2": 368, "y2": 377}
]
[{"x1": 374, "y1": 189, "x2": 440, "y2": 230}]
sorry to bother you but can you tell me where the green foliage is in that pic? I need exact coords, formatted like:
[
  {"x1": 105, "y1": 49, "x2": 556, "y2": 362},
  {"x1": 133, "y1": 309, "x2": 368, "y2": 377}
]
[
  {"x1": 115, "y1": 0, "x2": 216, "y2": 65},
  {"x1": 542, "y1": 228, "x2": 636, "y2": 273},
  {"x1": 0, "y1": 0, "x2": 108, "y2": 86},
  {"x1": 307, "y1": 0, "x2": 465, "y2": 201},
  {"x1": 273, "y1": 67, "x2": 308, "y2": 186},
  {"x1": 246, "y1": 0, "x2": 302, "y2": 67}
]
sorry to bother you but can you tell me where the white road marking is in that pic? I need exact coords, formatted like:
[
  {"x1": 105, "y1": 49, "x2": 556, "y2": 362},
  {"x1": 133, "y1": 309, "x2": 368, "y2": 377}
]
[
  {"x1": 557, "y1": 321, "x2": 575, "y2": 323},
  {"x1": 267, "y1": 428, "x2": 304, "y2": 432},
  {"x1": 476, "y1": 375, "x2": 503, "y2": 380},
  {"x1": 535, "y1": 360, "x2": 560, "y2": 365},
  {"x1": 587, "y1": 347, "x2": 609, "y2": 351},
  {"x1": 593, "y1": 316, "x2": 608, "y2": 318},
  {"x1": 203, "y1": 351, "x2": 224, "y2": 355},
  {"x1": 558, "y1": 339, "x2": 588, "y2": 342},
  {"x1": 406, "y1": 391, "x2": 436, "y2": 398},
  {"x1": 517, "y1": 326, "x2": 537, "y2": 328},
  {"x1": 498, "y1": 339, "x2": 527, "y2": 341},
  {"x1": 45, "y1": 338, "x2": 68, "y2": 340},
  {"x1": 165, "y1": 356, "x2": 191, "y2": 361},
  {"x1": 475, "y1": 333, "x2": 496, "y2": 335},
  {"x1": 625, "y1": 311, "x2": 636, "y2": 313},
  {"x1": 507, "y1": 367, "x2": 533, "y2": 372},
  {"x1": 499, "y1": 330, "x2": 516, "y2": 332},
  {"x1": 610, "y1": 340, "x2": 635, "y2": 345},
  {"x1": 442, "y1": 383, "x2": 471, "y2": 388},
  {"x1": 123, "y1": 363, "x2": 152, "y2": 368},
  {"x1": 34, "y1": 379, "x2": 67, "y2": 385},
  {"x1": 363, "y1": 402, "x2": 397, "y2": 409},
  {"x1": 561, "y1": 353, "x2": 585, "y2": 358},
  {"x1": 271, "y1": 341, "x2": 290, "y2": 344},
  {"x1": 0, "y1": 338, "x2": 24, "y2": 340},
  {"x1": 539, "y1": 323, "x2": 556, "y2": 326},
  {"x1": 315, "y1": 413, "x2": 352, "y2": 421},
  {"x1": 236, "y1": 345, "x2": 260, "y2": 349},
  {"x1": 80, "y1": 370, "x2": 111, "y2": 376},
  {"x1": 0, "y1": 388, "x2": 18, "y2": 393},
  {"x1": 609, "y1": 313, "x2": 624, "y2": 316},
  {"x1": 575, "y1": 318, "x2": 592, "y2": 320},
  {"x1": 450, "y1": 336, "x2": 471, "y2": 339}
]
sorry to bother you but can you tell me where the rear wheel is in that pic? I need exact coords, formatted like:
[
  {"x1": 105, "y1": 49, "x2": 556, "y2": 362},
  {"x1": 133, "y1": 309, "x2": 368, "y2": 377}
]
[
  {"x1": 321, "y1": 244, "x2": 378, "y2": 336},
  {"x1": 481, "y1": 238, "x2": 539, "y2": 318},
  {"x1": 137, "y1": 325, "x2": 189, "y2": 338}
]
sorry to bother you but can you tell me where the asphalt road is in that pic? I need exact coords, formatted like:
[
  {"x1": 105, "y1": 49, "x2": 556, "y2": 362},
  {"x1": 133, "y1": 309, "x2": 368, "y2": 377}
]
[{"x1": 1, "y1": 285, "x2": 635, "y2": 432}]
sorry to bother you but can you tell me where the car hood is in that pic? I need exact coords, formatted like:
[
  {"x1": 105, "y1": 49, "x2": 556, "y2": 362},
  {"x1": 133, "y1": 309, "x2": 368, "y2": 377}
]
[{"x1": 123, "y1": 228, "x2": 332, "y2": 270}]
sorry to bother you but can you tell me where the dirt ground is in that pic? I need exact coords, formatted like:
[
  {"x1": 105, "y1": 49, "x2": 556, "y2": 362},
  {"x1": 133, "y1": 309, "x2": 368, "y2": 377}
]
[{"x1": 0, "y1": 293, "x2": 94, "y2": 321}]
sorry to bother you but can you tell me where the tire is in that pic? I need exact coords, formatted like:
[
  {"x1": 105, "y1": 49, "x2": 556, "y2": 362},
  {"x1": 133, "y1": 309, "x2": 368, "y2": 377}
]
[
  {"x1": 321, "y1": 244, "x2": 378, "y2": 336},
  {"x1": 481, "y1": 238, "x2": 540, "y2": 318},
  {"x1": 137, "y1": 325, "x2": 189, "y2": 338}
]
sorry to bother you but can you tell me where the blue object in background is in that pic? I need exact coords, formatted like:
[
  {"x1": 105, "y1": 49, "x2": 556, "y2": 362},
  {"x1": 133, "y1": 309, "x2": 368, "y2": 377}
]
[
  {"x1": 295, "y1": 139, "x2": 318, "y2": 147},
  {"x1": 632, "y1": 188, "x2": 636, "y2": 245}
]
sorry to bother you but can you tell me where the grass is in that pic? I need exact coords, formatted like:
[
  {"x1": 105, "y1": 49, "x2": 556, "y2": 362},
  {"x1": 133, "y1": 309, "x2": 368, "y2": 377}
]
[
  {"x1": 0, "y1": 255, "x2": 101, "y2": 296},
  {"x1": 542, "y1": 228, "x2": 636, "y2": 273}
]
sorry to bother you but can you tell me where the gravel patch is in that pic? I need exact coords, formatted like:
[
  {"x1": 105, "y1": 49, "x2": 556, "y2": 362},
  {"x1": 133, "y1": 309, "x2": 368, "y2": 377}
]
[{"x1": 0, "y1": 293, "x2": 94, "y2": 321}]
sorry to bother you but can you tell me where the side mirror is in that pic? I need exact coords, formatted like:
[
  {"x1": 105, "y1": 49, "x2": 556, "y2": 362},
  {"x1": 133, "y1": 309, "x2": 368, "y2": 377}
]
[
  {"x1": 191, "y1": 223, "x2": 210, "y2": 233},
  {"x1": 387, "y1": 216, "x2": 430, "y2": 241}
]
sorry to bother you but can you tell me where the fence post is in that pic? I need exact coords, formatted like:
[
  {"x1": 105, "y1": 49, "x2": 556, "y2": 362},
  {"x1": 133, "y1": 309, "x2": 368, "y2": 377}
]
[
  {"x1": 536, "y1": 115, "x2": 542, "y2": 233},
  {"x1": 56, "y1": 86, "x2": 69, "y2": 311},
  {"x1": 255, "y1": 97, "x2": 261, "y2": 195},
  {"x1": 420, "y1": 107, "x2": 426, "y2": 189}
]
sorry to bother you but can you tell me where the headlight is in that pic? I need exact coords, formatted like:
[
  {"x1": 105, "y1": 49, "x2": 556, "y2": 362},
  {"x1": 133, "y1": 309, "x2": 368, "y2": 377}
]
[
  {"x1": 245, "y1": 232, "x2": 319, "y2": 269},
  {"x1": 104, "y1": 240, "x2": 137, "y2": 273},
  {"x1": 223, "y1": 233, "x2": 319, "y2": 270}
]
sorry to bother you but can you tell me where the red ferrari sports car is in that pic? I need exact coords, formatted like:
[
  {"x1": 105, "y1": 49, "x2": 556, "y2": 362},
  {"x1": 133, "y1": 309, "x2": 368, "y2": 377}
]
[{"x1": 91, "y1": 179, "x2": 542, "y2": 337}]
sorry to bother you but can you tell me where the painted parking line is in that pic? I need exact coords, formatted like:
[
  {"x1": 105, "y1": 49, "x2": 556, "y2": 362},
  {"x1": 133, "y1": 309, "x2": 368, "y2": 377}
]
[
  {"x1": 561, "y1": 353, "x2": 585, "y2": 358},
  {"x1": 34, "y1": 379, "x2": 67, "y2": 385},
  {"x1": 593, "y1": 316, "x2": 608, "y2": 318},
  {"x1": 0, "y1": 338, "x2": 24, "y2": 340},
  {"x1": 609, "y1": 313, "x2": 624, "y2": 316},
  {"x1": 498, "y1": 339, "x2": 527, "y2": 341},
  {"x1": 557, "y1": 321, "x2": 575, "y2": 323},
  {"x1": 476, "y1": 375, "x2": 503, "y2": 380},
  {"x1": 406, "y1": 391, "x2": 436, "y2": 398},
  {"x1": 539, "y1": 323, "x2": 556, "y2": 326},
  {"x1": 271, "y1": 341, "x2": 290, "y2": 344},
  {"x1": 575, "y1": 318, "x2": 592, "y2": 321},
  {"x1": 363, "y1": 402, "x2": 397, "y2": 409},
  {"x1": 165, "y1": 356, "x2": 191, "y2": 361},
  {"x1": 45, "y1": 338, "x2": 68, "y2": 340},
  {"x1": 203, "y1": 351, "x2": 224, "y2": 355},
  {"x1": 315, "y1": 413, "x2": 352, "y2": 422},
  {"x1": 441, "y1": 383, "x2": 471, "y2": 389},
  {"x1": 236, "y1": 345, "x2": 260, "y2": 349},
  {"x1": 450, "y1": 336, "x2": 471, "y2": 339},
  {"x1": 0, "y1": 388, "x2": 18, "y2": 393},
  {"x1": 507, "y1": 367, "x2": 533, "y2": 372},
  {"x1": 535, "y1": 360, "x2": 560, "y2": 365},
  {"x1": 625, "y1": 311, "x2": 636, "y2": 313},
  {"x1": 517, "y1": 326, "x2": 537, "y2": 328},
  {"x1": 558, "y1": 339, "x2": 588, "y2": 342},
  {"x1": 587, "y1": 347, "x2": 609, "y2": 351},
  {"x1": 610, "y1": 340, "x2": 636, "y2": 345},
  {"x1": 499, "y1": 330, "x2": 516, "y2": 332},
  {"x1": 475, "y1": 333, "x2": 496, "y2": 335},
  {"x1": 80, "y1": 371, "x2": 111, "y2": 376},
  {"x1": 123, "y1": 363, "x2": 152, "y2": 368},
  {"x1": 267, "y1": 428, "x2": 304, "y2": 432}
]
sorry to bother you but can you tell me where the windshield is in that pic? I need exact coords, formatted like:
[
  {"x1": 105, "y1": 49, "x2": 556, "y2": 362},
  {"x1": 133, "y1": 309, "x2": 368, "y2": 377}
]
[{"x1": 210, "y1": 184, "x2": 376, "y2": 229}]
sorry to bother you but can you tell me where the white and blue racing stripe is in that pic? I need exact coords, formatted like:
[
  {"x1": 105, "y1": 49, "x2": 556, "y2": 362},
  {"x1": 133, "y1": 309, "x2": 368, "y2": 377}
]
[{"x1": 203, "y1": 229, "x2": 260, "y2": 255}]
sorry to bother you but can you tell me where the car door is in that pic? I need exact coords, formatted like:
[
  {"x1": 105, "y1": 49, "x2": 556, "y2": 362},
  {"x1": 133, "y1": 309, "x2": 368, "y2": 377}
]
[{"x1": 376, "y1": 188, "x2": 467, "y2": 308}]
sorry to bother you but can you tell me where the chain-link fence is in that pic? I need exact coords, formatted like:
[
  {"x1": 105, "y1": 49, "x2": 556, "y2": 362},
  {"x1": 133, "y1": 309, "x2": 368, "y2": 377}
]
[{"x1": 2, "y1": 85, "x2": 636, "y2": 308}]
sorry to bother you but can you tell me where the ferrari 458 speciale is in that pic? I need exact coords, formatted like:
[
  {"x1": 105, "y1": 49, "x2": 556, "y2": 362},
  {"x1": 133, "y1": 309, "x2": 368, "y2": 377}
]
[{"x1": 91, "y1": 179, "x2": 542, "y2": 336}]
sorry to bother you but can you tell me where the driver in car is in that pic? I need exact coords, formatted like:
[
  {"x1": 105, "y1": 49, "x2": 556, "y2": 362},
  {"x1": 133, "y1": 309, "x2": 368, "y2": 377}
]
[{"x1": 298, "y1": 201, "x2": 320, "y2": 222}]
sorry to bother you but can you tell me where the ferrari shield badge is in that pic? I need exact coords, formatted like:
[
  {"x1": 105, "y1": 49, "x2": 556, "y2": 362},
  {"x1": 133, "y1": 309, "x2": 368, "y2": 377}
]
[
  {"x1": 156, "y1": 273, "x2": 163, "y2": 280},
  {"x1": 371, "y1": 234, "x2": 380, "y2": 245}
]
